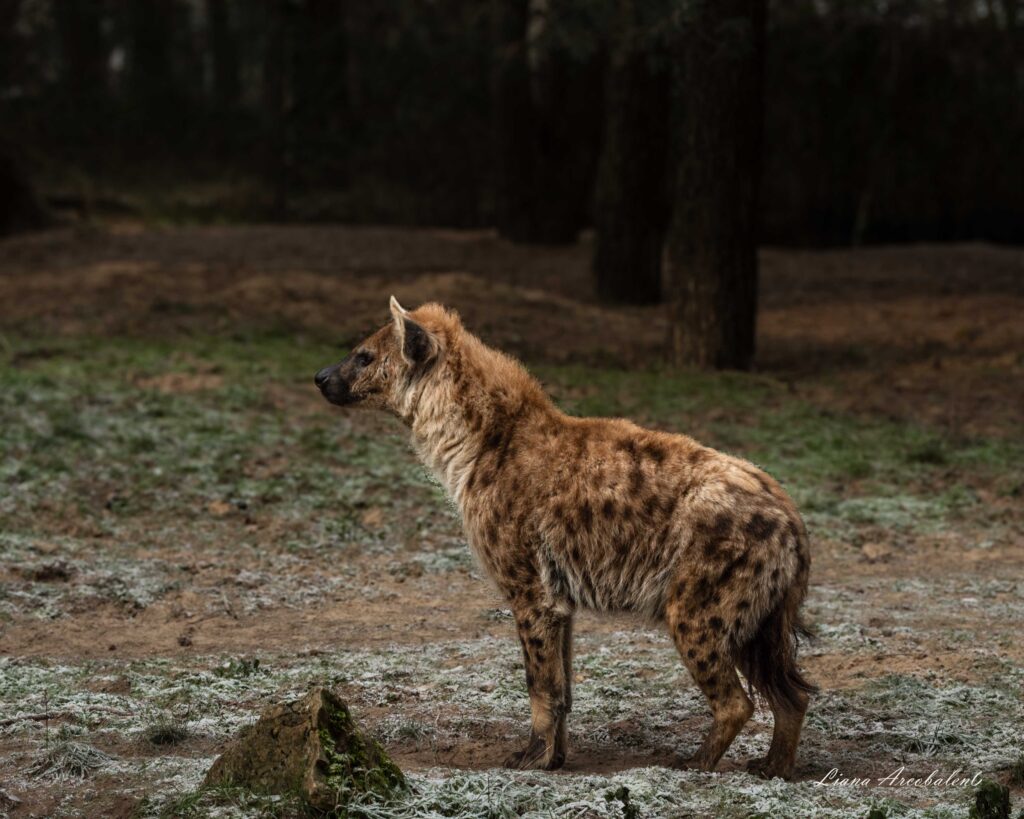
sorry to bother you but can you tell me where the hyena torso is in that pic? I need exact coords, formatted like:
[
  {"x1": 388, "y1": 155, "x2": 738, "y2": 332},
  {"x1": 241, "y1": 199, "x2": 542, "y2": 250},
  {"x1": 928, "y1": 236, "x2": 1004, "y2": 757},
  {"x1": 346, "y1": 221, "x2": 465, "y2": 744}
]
[{"x1": 316, "y1": 299, "x2": 815, "y2": 780}]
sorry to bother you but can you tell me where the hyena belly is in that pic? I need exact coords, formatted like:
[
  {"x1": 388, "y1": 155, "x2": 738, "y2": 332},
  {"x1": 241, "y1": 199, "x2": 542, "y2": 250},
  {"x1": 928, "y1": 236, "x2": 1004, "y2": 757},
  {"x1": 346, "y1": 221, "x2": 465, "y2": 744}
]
[{"x1": 538, "y1": 509, "x2": 686, "y2": 618}]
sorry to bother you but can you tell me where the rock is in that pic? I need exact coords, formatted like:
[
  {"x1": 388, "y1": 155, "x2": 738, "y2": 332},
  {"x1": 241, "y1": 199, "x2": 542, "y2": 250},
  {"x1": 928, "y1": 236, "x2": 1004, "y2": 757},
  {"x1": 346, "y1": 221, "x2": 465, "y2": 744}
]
[
  {"x1": 204, "y1": 687, "x2": 405, "y2": 812},
  {"x1": 968, "y1": 779, "x2": 1010, "y2": 819}
]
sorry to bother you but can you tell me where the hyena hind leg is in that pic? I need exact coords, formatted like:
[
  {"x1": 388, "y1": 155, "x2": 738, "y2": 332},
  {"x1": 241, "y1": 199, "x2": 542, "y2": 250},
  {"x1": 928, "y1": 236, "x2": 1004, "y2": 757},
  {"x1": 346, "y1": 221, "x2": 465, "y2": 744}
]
[
  {"x1": 744, "y1": 689, "x2": 808, "y2": 781},
  {"x1": 668, "y1": 613, "x2": 754, "y2": 772}
]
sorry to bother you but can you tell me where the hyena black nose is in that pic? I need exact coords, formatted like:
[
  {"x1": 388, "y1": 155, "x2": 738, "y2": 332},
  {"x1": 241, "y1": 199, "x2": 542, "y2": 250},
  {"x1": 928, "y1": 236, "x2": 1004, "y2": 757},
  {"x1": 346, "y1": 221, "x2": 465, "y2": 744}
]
[{"x1": 314, "y1": 366, "x2": 333, "y2": 389}]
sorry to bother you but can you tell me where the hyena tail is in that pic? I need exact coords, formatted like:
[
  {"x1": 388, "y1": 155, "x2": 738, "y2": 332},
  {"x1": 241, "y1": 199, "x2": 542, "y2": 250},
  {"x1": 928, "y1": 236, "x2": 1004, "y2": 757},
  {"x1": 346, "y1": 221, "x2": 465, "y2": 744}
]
[{"x1": 735, "y1": 578, "x2": 817, "y2": 713}]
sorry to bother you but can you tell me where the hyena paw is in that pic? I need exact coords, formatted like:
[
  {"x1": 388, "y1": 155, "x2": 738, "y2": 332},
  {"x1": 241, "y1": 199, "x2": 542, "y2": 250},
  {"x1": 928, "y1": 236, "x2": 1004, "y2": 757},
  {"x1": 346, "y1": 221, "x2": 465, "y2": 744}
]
[
  {"x1": 675, "y1": 752, "x2": 716, "y2": 773},
  {"x1": 502, "y1": 736, "x2": 564, "y2": 771},
  {"x1": 746, "y1": 756, "x2": 794, "y2": 781}
]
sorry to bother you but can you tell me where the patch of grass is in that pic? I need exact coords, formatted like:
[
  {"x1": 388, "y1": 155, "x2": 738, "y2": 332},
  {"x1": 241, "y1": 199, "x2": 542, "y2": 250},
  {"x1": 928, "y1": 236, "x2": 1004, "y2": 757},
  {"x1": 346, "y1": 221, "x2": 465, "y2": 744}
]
[
  {"x1": 29, "y1": 741, "x2": 112, "y2": 781},
  {"x1": 1008, "y1": 754, "x2": 1024, "y2": 788},
  {"x1": 213, "y1": 657, "x2": 263, "y2": 679},
  {"x1": 145, "y1": 719, "x2": 190, "y2": 747},
  {"x1": 148, "y1": 784, "x2": 310, "y2": 819}
]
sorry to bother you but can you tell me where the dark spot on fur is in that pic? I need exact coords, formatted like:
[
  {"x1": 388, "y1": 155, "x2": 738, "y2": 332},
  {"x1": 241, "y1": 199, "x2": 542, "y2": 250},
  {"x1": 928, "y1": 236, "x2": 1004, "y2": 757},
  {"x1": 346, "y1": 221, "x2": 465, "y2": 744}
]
[
  {"x1": 733, "y1": 615, "x2": 743, "y2": 632},
  {"x1": 696, "y1": 660, "x2": 708, "y2": 672},
  {"x1": 694, "y1": 576, "x2": 714, "y2": 606},
  {"x1": 644, "y1": 443, "x2": 667, "y2": 463},
  {"x1": 717, "y1": 551, "x2": 748, "y2": 585},
  {"x1": 706, "y1": 673, "x2": 718, "y2": 687},
  {"x1": 697, "y1": 631, "x2": 708, "y2": 645},
  {"x1": 687, "y1": 648, "x2": 697, "y2": 659},
  {"x1": 770, "y1": 568, "x2": 780, "y2": 582},
  {"x1": 676, "y1": 622, "x2": 688, "y2": 635},
  {"x1": 744, "y1": 512, "x2": 779, "y2": 542},
  {"x1": 579, "y1": 502, "x2": 593, "y2": 533},
  {"x1": 708, "y1": 650, "x2": 718, "y2": 662},
  {"x1": 752, "y1": 559, "x2": 765, "y2": 575},
  {"x1": 709, "y1": 616, "x2": 724, "y2": 632},
  {"x1": 697, "y1": 513, "x2": 734, "y2": 561},
  {"x1": 601, "y1": 499, "x2": 615, "y2": 519},
  {"x1": 738, "y1": 599, "x2": 750, "y2": 610},
  {"x1": 528, "y1": 636, "x2": 544, "y2": 648}
]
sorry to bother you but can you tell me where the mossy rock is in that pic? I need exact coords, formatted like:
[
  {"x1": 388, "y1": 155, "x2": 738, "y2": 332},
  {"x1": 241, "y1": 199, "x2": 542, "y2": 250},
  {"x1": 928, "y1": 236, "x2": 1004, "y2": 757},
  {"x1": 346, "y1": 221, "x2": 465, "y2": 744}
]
[
  {"x1": 969, "y1": 779, "x2": 1010, "y2": 819},
  {"x1": 204, "y1": 687, "x2": 405, "y2": 813}
]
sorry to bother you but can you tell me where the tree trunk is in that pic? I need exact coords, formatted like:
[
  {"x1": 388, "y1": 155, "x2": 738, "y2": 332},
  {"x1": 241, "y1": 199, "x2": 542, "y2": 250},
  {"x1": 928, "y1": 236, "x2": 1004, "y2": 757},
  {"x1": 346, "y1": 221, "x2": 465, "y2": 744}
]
[
  {"x1": 126, "y1": 0, "x2": 178, "y2": 125},
  {"x1": 491, "y1": 0, "x2": 604, "y2": 244},
  {"x1": 592, "y1": 0, "x2": 671, "y2": 304},
  {"x1": 262, "y1": 0, "x2": 292, "y2": 218},
  {"x1": 665, "y1": 0, "x2": 765, "y2": 370},
  {"x1": 0, "y1": 147, "x2": 49, "y2": 236},
  {"x1": 206, "y1": 0, "x2": 240, "y2": 109},
  {"x1": 53, "y1": 0, "x2": 108, "y2": 104}
]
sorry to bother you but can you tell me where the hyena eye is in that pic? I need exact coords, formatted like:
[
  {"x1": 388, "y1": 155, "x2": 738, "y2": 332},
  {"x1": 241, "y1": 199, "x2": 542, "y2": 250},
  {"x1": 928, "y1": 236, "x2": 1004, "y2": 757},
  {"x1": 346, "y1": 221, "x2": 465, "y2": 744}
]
[{"x1": 354, "y1": 350, "x2": 375, "y2": 368}]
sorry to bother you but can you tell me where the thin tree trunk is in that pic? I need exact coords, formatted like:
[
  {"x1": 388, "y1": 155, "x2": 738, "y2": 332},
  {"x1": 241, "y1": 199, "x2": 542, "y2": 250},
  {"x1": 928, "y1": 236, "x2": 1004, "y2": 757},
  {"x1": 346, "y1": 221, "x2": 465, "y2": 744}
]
[
  {"x1": 206, "y1": 0, "x2": 240, "y2": 109},
  {"x1": 53, "y1": 0, "x2": 108, "y2": 104},
  {"x1": 127, "y1": 0, "x2": 177, "y2": 109},
  {"x1": 262, "y1": 0, "x2": 292, "y2": 219},
  {"x1": 491, "y1": 0, "x2": 604, "y2": 244},
  {"x1": 491, "y1": 0, "x2": 537, "y2": 240},
  {"x1": 665, "y1": 0, "x2": 765, "y2": 370},
  {"x1": 592, "y1": 0, "x2": 671, "y2": 304},
  {"x1": 0, "y1": 147, "x2": 49, "y2": 236}
]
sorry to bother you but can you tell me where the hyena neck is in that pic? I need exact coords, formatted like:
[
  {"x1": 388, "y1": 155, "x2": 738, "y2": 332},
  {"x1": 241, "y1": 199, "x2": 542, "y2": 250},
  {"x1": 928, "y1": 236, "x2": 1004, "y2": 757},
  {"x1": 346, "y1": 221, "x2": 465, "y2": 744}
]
[{"x1": 405, "y1": 334, "x2": 554, "y2": 506}]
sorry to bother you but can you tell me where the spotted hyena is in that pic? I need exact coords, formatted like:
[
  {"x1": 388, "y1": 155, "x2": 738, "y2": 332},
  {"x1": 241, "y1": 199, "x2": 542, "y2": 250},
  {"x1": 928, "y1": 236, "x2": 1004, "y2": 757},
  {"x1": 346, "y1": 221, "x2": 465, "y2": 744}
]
[{"x1": 315, "y1": 298, "x2": 815, "y2": 780}]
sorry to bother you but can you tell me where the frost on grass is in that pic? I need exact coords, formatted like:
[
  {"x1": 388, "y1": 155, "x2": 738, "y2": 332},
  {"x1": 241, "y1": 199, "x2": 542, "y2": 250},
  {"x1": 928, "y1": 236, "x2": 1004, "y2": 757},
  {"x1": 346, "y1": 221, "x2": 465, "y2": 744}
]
[
  {"x1": 5, "y1": 621, "x2": 1021, "y2": 817},
  {"x1": 28, "y1": 741, "x2": 115, "y2": 781}
]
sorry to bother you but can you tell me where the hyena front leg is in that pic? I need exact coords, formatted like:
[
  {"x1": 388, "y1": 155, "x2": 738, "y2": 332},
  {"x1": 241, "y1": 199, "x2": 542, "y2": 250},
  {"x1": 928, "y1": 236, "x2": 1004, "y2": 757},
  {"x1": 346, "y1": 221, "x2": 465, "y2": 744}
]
[{"x1": 503, "y1": 605, "x2": 573, "y2": 771}]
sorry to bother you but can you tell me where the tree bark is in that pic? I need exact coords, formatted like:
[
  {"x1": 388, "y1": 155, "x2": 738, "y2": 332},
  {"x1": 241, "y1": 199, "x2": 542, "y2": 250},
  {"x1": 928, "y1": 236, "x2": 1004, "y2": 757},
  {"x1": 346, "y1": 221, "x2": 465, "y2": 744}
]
[
  {"x1": 206, "y1": 0, "x2": 240, "y2": 109},
  {"x1": 665, "y1": 0, "x2": 765, "y2": 369},
  {"x1": 491, "y1": 0, "x2": 604, "y2": 244},
  {"x1": 0, "y1": 147, "x2": 49, "y2": 236},
  {"x1": 592, "y1": 0, "x2": 671, "y2": 304},
  {"x1": 262, "y1": 0, "x2": 292, "y2": 218},
  {"x1": 53, "y1": 0, "x2": 108, "y2": 104}
]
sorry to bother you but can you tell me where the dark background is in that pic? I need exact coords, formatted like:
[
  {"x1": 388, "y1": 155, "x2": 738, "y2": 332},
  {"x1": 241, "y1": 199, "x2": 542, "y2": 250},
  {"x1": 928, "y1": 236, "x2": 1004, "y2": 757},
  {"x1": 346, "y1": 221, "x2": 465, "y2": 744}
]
[
  {"x1": 3, "y1": 0, "x2": 1021, "y2": 242},
  {"x1": 2, "y1": 0, "x2": 1023, "y2": 372}
]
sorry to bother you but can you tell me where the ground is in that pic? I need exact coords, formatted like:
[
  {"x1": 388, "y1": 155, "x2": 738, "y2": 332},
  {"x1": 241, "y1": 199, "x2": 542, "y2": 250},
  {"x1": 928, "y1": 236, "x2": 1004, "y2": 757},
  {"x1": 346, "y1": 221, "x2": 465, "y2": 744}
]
[{"x1": 0, "y1": 226, "x2": 1022, "y2": 818}]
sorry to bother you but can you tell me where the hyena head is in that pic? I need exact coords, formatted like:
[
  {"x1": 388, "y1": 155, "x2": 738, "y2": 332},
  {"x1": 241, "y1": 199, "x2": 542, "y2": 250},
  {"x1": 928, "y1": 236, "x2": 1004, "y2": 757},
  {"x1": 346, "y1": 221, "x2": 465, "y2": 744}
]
[{"x1": 314, "y1": 296, "x2": 448, "y2": 415}]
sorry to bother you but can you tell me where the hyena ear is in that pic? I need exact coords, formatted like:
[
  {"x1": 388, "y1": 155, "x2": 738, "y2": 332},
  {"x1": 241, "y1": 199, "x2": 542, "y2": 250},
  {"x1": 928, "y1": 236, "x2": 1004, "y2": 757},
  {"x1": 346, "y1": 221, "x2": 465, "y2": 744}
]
[{"x1": 389, "y1": 295, "x2": 439, "y2": 367}]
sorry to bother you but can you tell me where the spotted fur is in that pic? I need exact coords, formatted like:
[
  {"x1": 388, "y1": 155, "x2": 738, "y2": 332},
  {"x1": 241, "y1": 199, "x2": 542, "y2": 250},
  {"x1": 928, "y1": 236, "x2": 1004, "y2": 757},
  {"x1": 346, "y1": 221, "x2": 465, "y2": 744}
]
[{"x1": 315, "y1": 298, "x2": 816, "y2": 780}]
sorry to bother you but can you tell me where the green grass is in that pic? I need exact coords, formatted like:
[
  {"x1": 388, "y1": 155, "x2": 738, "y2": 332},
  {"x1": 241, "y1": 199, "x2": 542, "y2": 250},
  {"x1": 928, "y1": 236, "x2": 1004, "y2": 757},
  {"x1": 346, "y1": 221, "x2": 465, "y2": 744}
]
[{"x1": 2, "y1": 335, "x2": 1020, "y2": 549}]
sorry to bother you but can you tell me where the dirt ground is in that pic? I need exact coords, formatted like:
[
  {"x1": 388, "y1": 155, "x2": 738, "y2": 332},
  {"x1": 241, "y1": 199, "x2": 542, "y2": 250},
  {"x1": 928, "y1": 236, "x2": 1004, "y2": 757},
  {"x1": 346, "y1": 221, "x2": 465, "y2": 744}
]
[{"x1": 0, "y1": 226, "x2": 1022, "y2": 818}]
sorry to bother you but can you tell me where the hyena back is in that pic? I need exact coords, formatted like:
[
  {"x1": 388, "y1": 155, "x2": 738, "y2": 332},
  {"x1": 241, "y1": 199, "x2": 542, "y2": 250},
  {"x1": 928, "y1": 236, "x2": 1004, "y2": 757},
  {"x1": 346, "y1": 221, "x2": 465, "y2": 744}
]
[{"x1": 315, "y1": 298, "x2": 815, "y2": 780}]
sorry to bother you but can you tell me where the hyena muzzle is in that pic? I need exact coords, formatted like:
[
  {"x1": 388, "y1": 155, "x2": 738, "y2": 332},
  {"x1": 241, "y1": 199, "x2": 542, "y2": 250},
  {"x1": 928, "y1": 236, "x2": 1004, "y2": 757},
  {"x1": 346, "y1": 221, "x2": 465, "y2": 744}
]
[{"x1": 315, "y1": 297, "x2": 816, "y2": 780}]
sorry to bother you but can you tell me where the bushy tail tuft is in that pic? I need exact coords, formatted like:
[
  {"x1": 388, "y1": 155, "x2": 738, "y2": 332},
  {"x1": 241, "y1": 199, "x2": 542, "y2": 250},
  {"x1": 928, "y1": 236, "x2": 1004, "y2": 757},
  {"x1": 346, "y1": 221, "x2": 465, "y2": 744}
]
[{"x1": 736, "y1": 589, "x2": 817, "y2": 712}]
